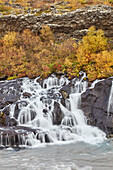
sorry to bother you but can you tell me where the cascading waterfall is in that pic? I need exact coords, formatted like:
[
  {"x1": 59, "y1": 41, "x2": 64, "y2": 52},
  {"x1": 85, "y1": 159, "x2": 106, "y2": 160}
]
[
  {"x1": 107, "y1": 81, "x2": 113, "y2": 116},
  {"x1": 0, "y1": 73, "x2": 106, "y2": 147}
]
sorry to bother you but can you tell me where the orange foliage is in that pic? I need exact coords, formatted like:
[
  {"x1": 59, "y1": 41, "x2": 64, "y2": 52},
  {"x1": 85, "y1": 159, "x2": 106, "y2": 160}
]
[{"x1": 0, "y1": 26, "x2": 113, "y2": 81}]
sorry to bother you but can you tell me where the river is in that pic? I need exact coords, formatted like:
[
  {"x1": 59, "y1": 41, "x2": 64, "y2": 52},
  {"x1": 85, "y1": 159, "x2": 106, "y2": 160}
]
[{"x1": 0, "y1": 140, "x2": 113, "y2": 170}]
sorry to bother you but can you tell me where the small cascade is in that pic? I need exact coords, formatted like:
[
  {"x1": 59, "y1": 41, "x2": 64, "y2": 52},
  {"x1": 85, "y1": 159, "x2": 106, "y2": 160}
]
[
  {"x1": 107, "y1": 81, "x2": 113, "y2": 116},
  {"x1": 43, "y1": 74, "x2": 69, "y2": 89},
  {"x1": 0, "y1": 73, "x2": 106, "y2": 148}
]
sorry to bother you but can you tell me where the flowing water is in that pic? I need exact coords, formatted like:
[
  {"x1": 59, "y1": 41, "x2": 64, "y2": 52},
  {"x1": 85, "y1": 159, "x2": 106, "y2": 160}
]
[
  {"x1": 0, "y1": 141, "x2": 113, "y2": 170},
  {"x1": 107, "y1": 81, "x2": 113, "y2": 116},
  {"x1": 0, "y1": 73, "x2": 113, "y2": 169}
]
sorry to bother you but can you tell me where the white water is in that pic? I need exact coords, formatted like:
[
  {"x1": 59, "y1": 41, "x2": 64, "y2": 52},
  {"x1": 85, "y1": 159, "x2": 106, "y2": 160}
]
[
  {"x1": 0, "y1": 73, "x2": 106, "y2": 147},
  {"x1": 1, "y1": 141, "x2": 113, "y2": 170},
  {"x1": 107, "y1": 81, "x2": 113, "y2": 116}
]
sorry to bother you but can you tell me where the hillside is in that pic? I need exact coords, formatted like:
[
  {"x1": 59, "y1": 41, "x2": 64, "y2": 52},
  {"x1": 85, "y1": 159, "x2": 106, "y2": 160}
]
[{"x1": 0, "y1": 0, "x2": 113, "y2": 81}]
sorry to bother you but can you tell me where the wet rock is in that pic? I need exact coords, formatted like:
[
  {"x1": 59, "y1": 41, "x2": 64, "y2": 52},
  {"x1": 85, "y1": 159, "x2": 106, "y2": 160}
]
[
  {"x1": 43, "y1": 109, "x2": 48, "y2": 114},
  {"x1": 2, "y1": 106, "x2": 10, "y2": 116},
  {"x1": 2, "y1": 114, "x2": 18, "y2": 126},
  {"x1": 9, "y1": 118, "x2": 18, "y2": 126},
  {"x1": 61, "y1": 90, "x2": 69, "y2": 99},
  {"x1": 81, "y1": 78, "x2": 113, "y2": 135},
  {"x1": 5, "y1": 115, "x2": 10, "y2": 126},
  {"x1": 23, "y1": 92, "x2": 31, "y2": 98},
  {"x1": 30, "y1": 110, "x2": 36, "y2": 121},
  {"x1": 60, "y1": 82, "x2": 72, "y2": 98},
  {"x1": 107, "y1": 134, "x2": 113, "y2": 138},
  {"x1": 60, "y1": 81, "x2": 73, "y2": 107},
  {"x1": 37, "y1": 132, "x2": 52, "y2": 143},
  {"x1": 52, "y1": 101, "x2": 64, "y2": 125},
  {"x1": 13, "y1": 101, "x2": 28, "y2": 119},
  {"x1": 0, "y1": 126, "x2": 38, "y2": 147},
  {"x1": 0, "y1": 79, "x2": 22, "y2": 109}
]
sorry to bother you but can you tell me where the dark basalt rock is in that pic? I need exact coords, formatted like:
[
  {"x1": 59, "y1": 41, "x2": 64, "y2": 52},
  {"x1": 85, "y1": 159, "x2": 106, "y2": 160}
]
[
  {"x1": 13, "y1": 101, "x2": 28, "y2": 119},
  {"x1": 81, "y1": 78, "x2": 113, "y2": 135},
  {"x1": 2, "y1": 106, "x2": 10, "y2": 116},
  {"x1": 9, "y1": 118, "x2": 18, "y2": 126},
  {"x1": 52, "y1": 101, "x2": 64, "y2": 125},
  {"x1": 0, "y1": 79, "x2": 22, "y2": 109},
  {"x1": 60, "y1": 81, "x2": 73, "y2": 107},
  {"x1": 60, "y1": 82, "x2": 72, "y2": 98},
  {"x1": 0, "y1": 126, "x2": 39, "y2": 147},
  {"x1": 23, "y1": 92, "x2": 32, "y2": 98}
]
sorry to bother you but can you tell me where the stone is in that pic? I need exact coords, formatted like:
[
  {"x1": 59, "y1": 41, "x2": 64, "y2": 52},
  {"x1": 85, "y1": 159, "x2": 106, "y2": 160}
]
[
  {"x1": 9, "y1": 118, "x2": 18, "y2": 126},
  {"x1": 0, "y1": 5, "x2": 113, "y2": 41},
  {"x1": 23, "y1": 92, "x2": 32, "y2": 98},
  {"x1": 0, "y1": 79, "x2": 22, "y2": 109},
  {"x1": 81, "y1": 78, "x2": 113, "y2": 135},
  {"x1": 13, "y1": 101, "x2": 28, "y2": 119},
  {"x1": 52, "y1": 101, "x2": 64, "y2": 125},
  {"x1": 2, "y1": 106, "x2": 10, "y2": 116},
  {"x1": 107, "y1": 134, "x2": 113, "y2": 138}
]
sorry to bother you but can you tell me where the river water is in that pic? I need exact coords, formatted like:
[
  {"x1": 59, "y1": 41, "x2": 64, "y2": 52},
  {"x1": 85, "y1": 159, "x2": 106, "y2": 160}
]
[
  {"x1": 0, "y1": 73, "x2": 113, "y2": 169},
  {"x1": 0, "y1": 140, "x2": 113, "y2": 170}
]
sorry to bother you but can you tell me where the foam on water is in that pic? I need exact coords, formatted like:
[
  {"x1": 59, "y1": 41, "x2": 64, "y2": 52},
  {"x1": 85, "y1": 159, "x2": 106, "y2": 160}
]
[{"x1": 49, "y1": 163, "x2": 92, "y2": 170}]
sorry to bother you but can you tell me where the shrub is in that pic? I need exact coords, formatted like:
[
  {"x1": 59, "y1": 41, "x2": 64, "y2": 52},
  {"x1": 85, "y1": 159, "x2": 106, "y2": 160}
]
[
  {"x1": 0, "y1": 5, "x2": 11, "y2": 12},
  {"x1": 0, "y1": 26, "x2": 113, "y2": 81},
  {"x1": 76, "y1": 26, "x2": 107, "y2": 71},
  {"x1": 108, "y1": 0, "x2": 113, "y2": 4}
]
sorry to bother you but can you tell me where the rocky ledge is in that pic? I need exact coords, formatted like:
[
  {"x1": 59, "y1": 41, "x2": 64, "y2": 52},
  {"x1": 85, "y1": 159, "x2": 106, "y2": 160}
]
[{"x1": 0, "y1": 5, "x2": 113, "y2": 41}]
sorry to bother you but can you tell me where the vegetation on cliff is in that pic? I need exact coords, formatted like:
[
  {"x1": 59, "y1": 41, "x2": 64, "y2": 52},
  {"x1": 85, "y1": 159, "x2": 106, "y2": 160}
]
[
  {"x1": 0, "y1": 0, "x2": 113, "y2": 15},
  {"x1": 0, "y1": 26, "x2": 113, "y2": 81}
]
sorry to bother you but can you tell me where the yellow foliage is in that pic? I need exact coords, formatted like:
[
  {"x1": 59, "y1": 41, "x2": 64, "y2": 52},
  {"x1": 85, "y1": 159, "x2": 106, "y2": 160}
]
[
  {"x1": 64, "y1": 57, "x2": 73, "y2": 66},
  {"x1": 0, "y1": 25, "x2": 113, "y2": 81},
  {"x1": 85, "y1": 50, "x2": 113, "y2": 80},
  {"x1": 40, "y1": 25, "x2": 54, "y2": 42},
  {"x1": 3, "y1": 32, "x2": 16, "y2": 48},
  {"x1": 76, "y1": 26, "x2": 107, "y2": 69}
]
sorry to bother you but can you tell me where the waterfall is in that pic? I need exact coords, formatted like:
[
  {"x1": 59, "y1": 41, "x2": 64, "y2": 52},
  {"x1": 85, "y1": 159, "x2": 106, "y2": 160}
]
[
  {"x1": 0, "y1": 73, "x2": 106, "y2": 148},
  {"x1": 107, "y1": 81, "x2": 113, "y2": 116}
]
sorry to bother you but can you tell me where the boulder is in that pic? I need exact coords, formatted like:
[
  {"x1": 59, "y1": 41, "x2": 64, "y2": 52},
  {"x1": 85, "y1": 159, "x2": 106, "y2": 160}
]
[
  {"x1": 0, "y1": 79, "x2": 22, "y2": 109},
  {"x1": 81, "y1": 78, "x2": 113, "y2": 134},
  {"x1": 52, "y1": 101, "x2": 64, "y2": 125},
  {"x1": 23, "y1": 92, "x2": 32, "y2": 98},
  {"x1": 13, "y1": 101, "x2": 28, "y2": 119}
]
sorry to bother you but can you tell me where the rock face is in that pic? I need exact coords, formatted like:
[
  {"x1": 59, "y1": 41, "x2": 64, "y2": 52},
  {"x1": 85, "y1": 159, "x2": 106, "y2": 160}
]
[
  {"x1": 52, "y1": 101, "x2": 64, "y2": 125},
  {"x1": 0, "y1": 5, "x2": 113, "y2": 40},
  {"x1": 0, "y1": 79, "x2": 22, "y2": 109},
  {"x1": 81, "y1": 78, "x2": 113, "y2": 135}
]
